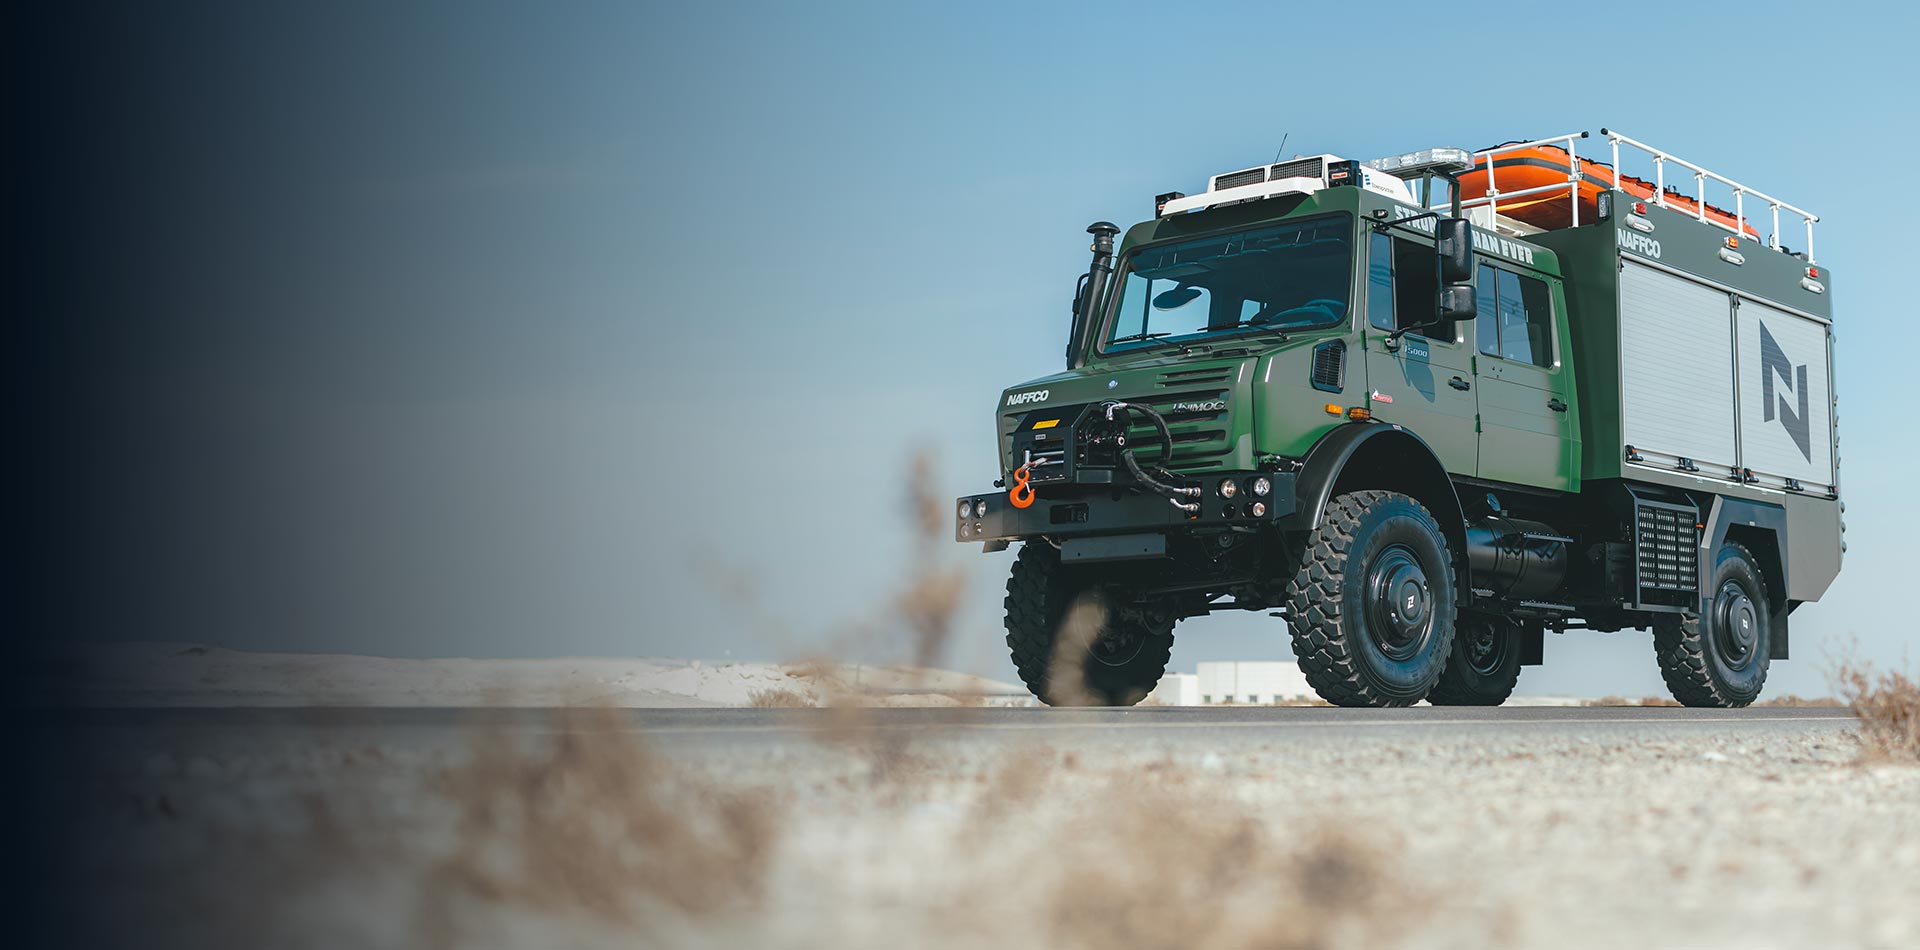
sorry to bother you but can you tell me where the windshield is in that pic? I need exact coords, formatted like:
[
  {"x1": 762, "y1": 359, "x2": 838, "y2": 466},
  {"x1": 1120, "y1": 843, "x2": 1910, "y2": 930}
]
[{"x1": 1101, "y1": 215, "x2": 1354, "y2": 353}]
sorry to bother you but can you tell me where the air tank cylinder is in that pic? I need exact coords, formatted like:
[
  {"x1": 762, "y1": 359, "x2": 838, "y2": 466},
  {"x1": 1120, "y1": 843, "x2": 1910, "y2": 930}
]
[{"x1": 1464, "y1": 516, "x2": 1570, "y2": 600}]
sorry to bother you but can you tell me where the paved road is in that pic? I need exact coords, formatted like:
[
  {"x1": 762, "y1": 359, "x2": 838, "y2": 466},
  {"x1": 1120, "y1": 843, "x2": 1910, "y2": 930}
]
[{"x1": 37, "y1": 704, "x2": 1862, "y2": 753}]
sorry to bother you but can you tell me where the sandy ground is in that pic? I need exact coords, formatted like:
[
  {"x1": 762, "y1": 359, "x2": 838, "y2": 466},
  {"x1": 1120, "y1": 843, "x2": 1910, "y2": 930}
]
[
  {"x1": 43, "y1": 641, "x2": 1029, "y2": 707},
  {"x1": 39, "y1": 706, "x2": 1920, "y2": 950}
]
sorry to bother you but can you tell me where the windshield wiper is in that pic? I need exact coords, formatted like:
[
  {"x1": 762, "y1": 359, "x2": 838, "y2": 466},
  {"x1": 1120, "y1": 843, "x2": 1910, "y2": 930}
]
[
  {"x1": 1207, "y1": 320, "x2": 1292, "y2": 342},
  {"x1": 1108, "y1": 330, "x2": 1172, "y2": 346}
]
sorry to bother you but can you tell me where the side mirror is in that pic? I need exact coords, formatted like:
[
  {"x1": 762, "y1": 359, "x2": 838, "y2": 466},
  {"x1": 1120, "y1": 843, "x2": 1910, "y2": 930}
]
[
  {"x1": 1435, "y1": 218, "x2": 1475, "y2": 285},
  {"x1": 1438, "y1": 284, "x2": 1477, "y2": 323}
]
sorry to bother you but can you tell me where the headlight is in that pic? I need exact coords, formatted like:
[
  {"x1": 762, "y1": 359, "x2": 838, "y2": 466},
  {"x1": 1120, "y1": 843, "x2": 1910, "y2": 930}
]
[
  {"x1": 1250, "y1": 476, "x2": 1272, "y2": 497},
  {"x1": 974, "y1": 499, "x2": 987, "y2": 518},
  {"x1": 958, "y1": 522, "x2": 972, "y2": 537},
  {"x1": 1250, "y1": 501, "x2": 1267, "y2": 518},
  {"x1": 1217, "y1": 480, "x2": 1238, "y2": 499},
  {"x1": 959, "y1": 500, "x2": 974, "y2": 519}
]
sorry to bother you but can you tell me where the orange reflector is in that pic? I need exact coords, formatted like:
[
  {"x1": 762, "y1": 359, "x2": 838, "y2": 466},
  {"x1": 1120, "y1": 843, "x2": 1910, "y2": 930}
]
[
  {"x1": 1725, "y1": 235, "x2": 1739, "y2": 249},
  {"x1": 1031, "y1": 418, "x2": 1059, "y2": 430},
  {"x1": 1347, "y1": 407, "x2": 1371, "y2": 421},
  {"x1": 1324, "y1": 404, "x2": 1343, "y2": 415}
]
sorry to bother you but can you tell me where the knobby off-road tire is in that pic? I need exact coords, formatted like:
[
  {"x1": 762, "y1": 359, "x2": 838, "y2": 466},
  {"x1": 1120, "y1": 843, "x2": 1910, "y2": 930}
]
[
  {"x1": 1004, "y1": 542, "x2": 1173, "y2": 707},
  {"x1": 1284, "y1": 490, "x2": 1458, "y2": 708},
  {"x1": 1427, "y1": 615, "x2": 1525, "y2": 706},
  {"x1": 1654, "y1": 541, "x2": 1772, "y2": 708}
]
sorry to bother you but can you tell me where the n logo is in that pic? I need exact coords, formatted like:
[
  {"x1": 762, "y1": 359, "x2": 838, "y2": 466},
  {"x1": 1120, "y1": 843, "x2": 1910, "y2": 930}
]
[{"x1": 1758, "y1": 321, "x2": 1812, "y2": 462}]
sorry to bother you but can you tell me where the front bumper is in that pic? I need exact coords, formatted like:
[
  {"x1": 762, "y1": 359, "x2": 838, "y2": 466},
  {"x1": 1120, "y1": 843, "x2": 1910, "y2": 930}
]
[{"x1": 954, "y1": 470, "x2": 1298, "y2": 545}]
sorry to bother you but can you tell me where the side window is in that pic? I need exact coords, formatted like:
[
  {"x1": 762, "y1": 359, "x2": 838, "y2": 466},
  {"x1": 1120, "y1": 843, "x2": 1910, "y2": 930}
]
[
  {"x1": 1475, "y1": 264, "x2": 1555, "y2": 367},
  {"x1": 1366, "y1": 233, "x2": 1394, "y2": 331},
  {"x1": 1366, "y1": 232, "x2": 1448, "y2": 341},
  {"x1": 1475, "y1": 264, "x2": 1500, "y2": 358},
  {"x1": 1514, "y1": 272, "x2": 1554, "y2": 365}
]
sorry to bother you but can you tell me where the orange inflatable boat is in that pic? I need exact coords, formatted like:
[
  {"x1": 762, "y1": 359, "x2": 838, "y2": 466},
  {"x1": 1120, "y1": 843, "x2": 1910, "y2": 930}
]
[{"x1": 1456, "y1": 145, "x2": 1760, "y2": 239}]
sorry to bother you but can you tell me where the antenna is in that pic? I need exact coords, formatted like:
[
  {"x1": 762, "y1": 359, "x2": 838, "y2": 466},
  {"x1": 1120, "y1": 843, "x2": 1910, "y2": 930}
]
[{"x1": 1272, "y1": 133, "x2": 1290, "y2": 164}]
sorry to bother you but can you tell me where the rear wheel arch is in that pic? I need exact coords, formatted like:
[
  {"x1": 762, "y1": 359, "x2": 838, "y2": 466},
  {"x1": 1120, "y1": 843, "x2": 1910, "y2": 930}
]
[{"x1": 1703, "y1": 496, "x2": 1790, "y2": 660}]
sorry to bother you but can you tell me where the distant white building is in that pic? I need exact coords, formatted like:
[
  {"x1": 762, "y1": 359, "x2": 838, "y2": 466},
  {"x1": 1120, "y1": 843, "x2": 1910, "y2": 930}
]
[
  {"x1": 1148, "y1": 672, "x2": 1200, "y2": 706},
  {"x1": 1146, "y1": 662, "x2": 1316, "y2": 706},
  {"x1": 1195, "y1": 661, "x2": 1313, "y2": 705}
]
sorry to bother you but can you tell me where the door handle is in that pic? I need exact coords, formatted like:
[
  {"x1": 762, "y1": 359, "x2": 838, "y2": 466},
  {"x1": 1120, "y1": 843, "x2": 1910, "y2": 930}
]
[
  {"x1": 1548, "y1": 398, "x2": 1568, "y2": 412},
  {"x1": 1449, "y1": 376, "x2": 1471, "y2": 391}
]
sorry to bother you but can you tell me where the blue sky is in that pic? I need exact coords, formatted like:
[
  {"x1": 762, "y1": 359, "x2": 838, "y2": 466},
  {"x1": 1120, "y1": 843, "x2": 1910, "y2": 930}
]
[{"x1": 87, "y1": 0, "x2": 1914, "y2": 696}]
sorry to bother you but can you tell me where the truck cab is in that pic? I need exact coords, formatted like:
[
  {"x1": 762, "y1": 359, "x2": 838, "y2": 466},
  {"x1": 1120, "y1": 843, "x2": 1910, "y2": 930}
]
[{"x1": 961, "y1": 132, "x2": 1840, "y2": 709}]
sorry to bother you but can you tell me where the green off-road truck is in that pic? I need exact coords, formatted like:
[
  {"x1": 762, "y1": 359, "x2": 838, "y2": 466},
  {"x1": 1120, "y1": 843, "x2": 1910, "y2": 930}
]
[{"x1": 957, "y1": 129, "x2": 1842, "y2": 708}]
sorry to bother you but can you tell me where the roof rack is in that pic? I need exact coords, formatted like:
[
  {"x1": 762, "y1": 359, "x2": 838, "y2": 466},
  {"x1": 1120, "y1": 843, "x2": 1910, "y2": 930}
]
[
  {"x1": 1428, "y1": 128, "x2": 1823, "y2": 263},
  {"x1": 1600, "y1": 128, "x2": 1821, "y2": 263}
]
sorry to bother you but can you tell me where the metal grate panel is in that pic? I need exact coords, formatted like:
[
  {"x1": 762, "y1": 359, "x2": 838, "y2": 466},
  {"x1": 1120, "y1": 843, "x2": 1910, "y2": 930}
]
[
  {"x1": 1212, "y1": 168, "x2": 1267, "y2": 191},
  {"x1": 1635, "y1": 503, "x2": 1699, "y2": 592},
  {"x1": 1311, "y1": 340, "x2": 1346, "y2": 393}
]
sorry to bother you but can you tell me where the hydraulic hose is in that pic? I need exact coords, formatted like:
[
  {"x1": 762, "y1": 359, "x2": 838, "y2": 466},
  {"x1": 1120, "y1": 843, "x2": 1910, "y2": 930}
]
[{"x1": 1103, "y1": 402, "x2": 1202, "y2": 513}]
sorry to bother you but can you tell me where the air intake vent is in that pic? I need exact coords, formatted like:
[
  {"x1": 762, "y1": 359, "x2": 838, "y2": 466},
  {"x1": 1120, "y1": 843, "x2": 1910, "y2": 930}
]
[
  {"x1": 1635, "y1": 503, "x2": 1699, "y2": 593},
  {"x1": 1157, "y1": 366, "x2": 1233, "y2": 387},
  {"x1": 1269, "y1": 157, "x2": 1324, "y2": 181},
  {"x1": 1212, "y1": 167, "x2": 1267, "y2": 191},
  {"x1": 1311, "y1": 340, "x2": 1346, "y2": 393}
]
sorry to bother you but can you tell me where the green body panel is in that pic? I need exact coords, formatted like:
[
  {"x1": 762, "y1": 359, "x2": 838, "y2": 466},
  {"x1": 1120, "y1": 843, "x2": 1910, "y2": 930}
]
[
  {"x1": 1003, "y1": 184, "x2": 1585, "y2": 495},
  {"x1": 1528, "y1": 192, "x2": 1836, "y2": 490}
]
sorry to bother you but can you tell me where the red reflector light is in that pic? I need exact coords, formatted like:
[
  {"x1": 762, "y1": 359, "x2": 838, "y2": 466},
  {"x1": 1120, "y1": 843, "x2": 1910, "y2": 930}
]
[
  {"x1": 1808, "y1": 266, "x2": 1821, "y2": 279},
  {"x1": 1632, "y1": 201, "x2": 1647, "y2": 214}
]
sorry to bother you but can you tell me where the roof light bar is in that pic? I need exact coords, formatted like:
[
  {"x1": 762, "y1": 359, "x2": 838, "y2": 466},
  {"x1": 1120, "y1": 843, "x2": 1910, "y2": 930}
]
[{"x1": 1362, "y1": 147, "x2": 1474, "y2": 178}]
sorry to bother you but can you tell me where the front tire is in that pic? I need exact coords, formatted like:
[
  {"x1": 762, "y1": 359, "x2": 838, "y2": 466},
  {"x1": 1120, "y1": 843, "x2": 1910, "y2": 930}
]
[
  {"x1": 1427, "y1": 616, "x2": 1525, "y2": 706},
  {"x1": 1004, "y1": 542, "x2": 1173, "y2": 706},
  {"x1": 1284, "y1": 490, "x2": 1458, "y2": 707},
  {"x1": 1654, "y1": 541, "x2": 1772, "y2": 708}
]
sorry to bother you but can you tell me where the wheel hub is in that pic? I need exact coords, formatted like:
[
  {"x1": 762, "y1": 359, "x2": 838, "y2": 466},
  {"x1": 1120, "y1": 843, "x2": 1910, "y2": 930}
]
[
  {"x1": 1366, "y1": 546, "x2": 1432, "y2": 659},
  {"x1": 1465, "y1": 621, "x2": 1504, "y2": 674},
  {"x1": 1715, "y1": 582, "x2": 1758, "y2": 668}
]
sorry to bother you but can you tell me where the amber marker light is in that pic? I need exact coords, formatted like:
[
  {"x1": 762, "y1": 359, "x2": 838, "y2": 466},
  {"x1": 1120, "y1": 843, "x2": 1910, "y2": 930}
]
[
  {"x1": 1324, "y1": 404, "x2": 1343, "y2": 415},
  {"x1": 1347, "y1": 407, "x2": 1371, "y2": 421}
]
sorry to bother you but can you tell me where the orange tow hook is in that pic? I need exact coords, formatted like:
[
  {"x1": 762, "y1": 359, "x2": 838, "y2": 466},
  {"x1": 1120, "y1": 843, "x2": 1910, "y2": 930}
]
[{"x1": 1008, "y1": 463, "x2": 1035, "y2": 509}]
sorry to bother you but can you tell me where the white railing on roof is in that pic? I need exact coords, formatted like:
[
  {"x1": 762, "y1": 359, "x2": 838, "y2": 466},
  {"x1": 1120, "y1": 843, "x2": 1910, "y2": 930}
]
[
  {"x1": 1426, "y1": 128, "x2": 1823, "y2": 263},
  {"x1": 1448, "y1": 130, "x2": 1593, "y2": 227},
  {"x1": 1601, "y1": 128, "x2": 1820, "y2": 263}
]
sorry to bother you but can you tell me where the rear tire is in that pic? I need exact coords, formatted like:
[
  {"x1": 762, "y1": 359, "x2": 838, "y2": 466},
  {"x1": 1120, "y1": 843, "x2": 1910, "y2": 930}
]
[
  {"x1": 1427, "y1": 615, "x2": 1524, "y2": 706},
  {"x1": 1283, "y1": 490, "x2": 1458, "y2": 707},
  {"x1": 1004, "y1": 542, "x2": 1173, "y2": 706},
  {"x1": 1654, "y1": 541, "x2": 1771, "y2": 708}
]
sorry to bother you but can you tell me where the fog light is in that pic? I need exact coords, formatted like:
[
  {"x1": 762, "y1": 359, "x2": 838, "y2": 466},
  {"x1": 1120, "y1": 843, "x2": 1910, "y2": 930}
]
[
  {"x1": 1251, "y1": 476, "x2": 1272, "y2": 497},
  {"x1": 1250, "y1": 501, "x2": 1267, "y2": 517},
  {"x1": 958, "y1": 522, "x2": 971, "y2": 537},
  {"x1": 1217, "y1": 480, "x2": 1238, "y2": 499}
]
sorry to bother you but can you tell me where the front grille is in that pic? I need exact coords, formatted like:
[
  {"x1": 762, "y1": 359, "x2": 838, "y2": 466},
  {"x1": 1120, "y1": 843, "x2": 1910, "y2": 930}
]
[
  {"x1": 1269, "y1": 157, "x2": 1324, "y2": 181},
  {"x1": 1002, "y1": 387, "x2": 1236, "y2": 480},
  {"x1": 1311, "y1": 340, "x2": 1346, "y2": 393},
  {"x1": 1635, "y1": 505, "x2": 1699, "y2": 592},
  {"x1": 1212, "y1": 167, "x2": 1267, "y2": 191}
]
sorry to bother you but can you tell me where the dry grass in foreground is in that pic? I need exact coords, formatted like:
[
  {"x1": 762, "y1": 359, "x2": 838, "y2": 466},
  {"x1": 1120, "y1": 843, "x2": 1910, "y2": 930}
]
[
  {"x1": 422, "y1": 712, "x2": 1431, "y2": 949},
  {"x1": 1834, "y1": 660, "x2": 1920, "y2": 763},
  {"x1": 424, "y1": 708, "x2": 777, "y2": 942},
  {"x1": 748, "y1": 687, "x2": 815, "y2": 708}
]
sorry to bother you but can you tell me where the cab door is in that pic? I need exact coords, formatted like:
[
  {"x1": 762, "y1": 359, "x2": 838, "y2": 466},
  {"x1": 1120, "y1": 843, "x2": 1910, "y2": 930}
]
[
  {"x1": 1471, "y1": 263, "x2": 1575, "y2": 491},
  {"x1": 1360, "y1": 232, "x2": 1479, "y2": 475}
]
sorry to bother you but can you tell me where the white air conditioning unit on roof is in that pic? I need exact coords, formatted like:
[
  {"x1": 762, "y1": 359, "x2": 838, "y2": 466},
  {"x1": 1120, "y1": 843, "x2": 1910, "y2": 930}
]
[{"x1": 1159, "y1": 154, "x2": 1414, "y2": 216}]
